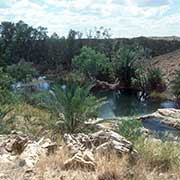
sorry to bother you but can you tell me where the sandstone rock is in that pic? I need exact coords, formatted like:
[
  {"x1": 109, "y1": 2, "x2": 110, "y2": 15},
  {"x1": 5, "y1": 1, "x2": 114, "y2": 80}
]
[
  {"x1": 38, "y1": 138, "x2": 58, "y2": 155},
  {"x1": 139, "y1": 108, "x2": 180, "y2": 131},
  {"x1": 96, "y1": 142, "x2": 111, "y2": 154},
  {"x1": 64, "y1": 130, "x2": 133, "y2": 155},
  {"x1": 63, "y1": 151, "x2": 96, "y2": 171},
  {"x1": 64, "y1": 130, "x2": 134, "y2": 171},
  {"x1": 0, "y1": 133, "x2": 58, "y2": 170},
  {"x1": 5, "y1": 135, "x2": 29, "y2": 154},
  {"x1": 19, "y1": 142, "x2": 45, "y2": 168}
]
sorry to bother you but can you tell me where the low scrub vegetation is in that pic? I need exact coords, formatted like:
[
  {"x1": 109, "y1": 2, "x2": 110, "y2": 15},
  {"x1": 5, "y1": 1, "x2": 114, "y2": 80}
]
[
  {"x1": 35, "y1": 141, "x2": 180, "y2": 180},
  {"x1": 0, "y1": 106, "x2": 14, "y2": 134},
  {"x1": 73, "y1": 46, "x2": 113, "y2": 81},
  {"x1": 7, "y1": 61, "x2": 38, "y2": 83},
  {"x1": 135, "y1": 139, "x2": 180, "y2": 171},
  {"x1": 172, "y1": 70, "x2": 180, "y2": 98},
  {"x1": 36, "y1": 82, "x2": 105, "y2": 133},
  {"x1": 117, "y1": 117, "x2": 142, "y2": 142},
  {"x1": 0, "y1": 67, "x2": 16, "y2": 104}
]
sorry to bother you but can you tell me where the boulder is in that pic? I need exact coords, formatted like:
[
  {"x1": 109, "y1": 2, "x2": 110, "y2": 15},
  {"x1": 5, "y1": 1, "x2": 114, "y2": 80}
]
[
  {"x1": 63, "y1": 130, "x2": 134, "y2": 171},
  {"x1": 0, "y1": 133, "x2": 58, "y2": 170}
]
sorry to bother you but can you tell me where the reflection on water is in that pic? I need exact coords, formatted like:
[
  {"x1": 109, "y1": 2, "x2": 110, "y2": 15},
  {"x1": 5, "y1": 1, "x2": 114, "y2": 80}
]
[
  {"x1": 16, "y1": 79, "x2": 180, "y2": 137},
  {"x1": 98, "y1": 90, "x2": 178, "y2": 118},
  {"x1": 97, "y1": 90, "x2": 179, "y2": 137}
]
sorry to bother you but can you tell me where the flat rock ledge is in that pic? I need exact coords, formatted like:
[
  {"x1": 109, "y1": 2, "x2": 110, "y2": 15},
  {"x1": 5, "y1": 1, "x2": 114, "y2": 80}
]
[
  {"x1": 63, "y1": 129, "x2": 134, "y2": 171},
  {"x1": 139, "y1": 108, "x2": 180, "y2": 131}
]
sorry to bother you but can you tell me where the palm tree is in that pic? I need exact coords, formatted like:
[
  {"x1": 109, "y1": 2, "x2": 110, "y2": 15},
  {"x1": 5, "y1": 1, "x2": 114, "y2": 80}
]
[
  {"x1": 40, "y1": 82, "x2": 105, "y2": 133},
  {"x1": 113, "y1": 45, "x2": 146, "y2": 89}
]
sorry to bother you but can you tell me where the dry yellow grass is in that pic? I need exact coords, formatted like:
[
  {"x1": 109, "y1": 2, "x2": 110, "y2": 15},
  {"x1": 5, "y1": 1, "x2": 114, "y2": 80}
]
[
  {"x1": 1, "y1": 104, "x2": 180, "y2": 180},
  {"x1": 5, "y1": 103, "x2": 55, "y2": 137},
  {"x1": 34, "y1": 143, "x2": 180, "y2": 180},
  {"x1": 0, "y1": 138, "x2": 179, "y2": 180}
]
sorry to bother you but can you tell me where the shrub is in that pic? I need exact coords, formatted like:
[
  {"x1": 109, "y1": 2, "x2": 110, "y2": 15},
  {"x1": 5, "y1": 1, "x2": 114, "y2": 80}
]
[
  {"x1": 0, "y1": 106, "x2": 14, "y2": 133},
  {"x1": 132, "y1": 67, "x2": 148, "y2": 92},
  {"x1": 148, "y1": 91, "x2": 167, "y2": 101},
  {"x1": 113, "y1": 45, "x2": 146, "y2": 88},
  {"x1": 117, "y1": 117, "x2": 143, "y2": 142},
  {"x1": 146, "y1": 67, "x2": 165, "y2": 92},
  {"x1": 132, "y1": 67, "x2": 165, "y2": 93},
  {"x1": 0, "y1": 67, "x2": 16, "y2": 104},
  {"x1": 172, "y1": 70, "x2": 180, "y2": 98},
  {"x1": 37, "y1": 82, "x2": 105, "y2": 133},
  {"x1": 7, "y1": 61, "x2": 38, "y2": 83},
  {"x1": 73, "y1": 46, "x2": 113, "y2": 81},
  {"x1": 135, "y1": 139, "x2": 180, "y2": 171}
]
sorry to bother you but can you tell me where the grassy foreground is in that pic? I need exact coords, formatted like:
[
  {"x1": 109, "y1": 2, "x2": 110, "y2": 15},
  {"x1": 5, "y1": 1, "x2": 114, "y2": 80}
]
[
  {"x1": 35, "y1": 140, "x2": 180, "y2": 180},
  {"x1": 2, "y1": 103, "x2": 179, "y2": 180}
]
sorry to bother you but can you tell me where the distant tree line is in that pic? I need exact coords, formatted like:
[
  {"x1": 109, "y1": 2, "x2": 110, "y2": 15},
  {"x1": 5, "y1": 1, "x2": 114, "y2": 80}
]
[{"x1": 1, "y1": 20, "x2": 180, "y2": 73}]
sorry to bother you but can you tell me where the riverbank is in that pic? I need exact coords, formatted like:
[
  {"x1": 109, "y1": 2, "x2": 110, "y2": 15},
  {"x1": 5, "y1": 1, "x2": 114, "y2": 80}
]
[{"x1": 139, "y1": 108, "x2": 180, "y2": 131}]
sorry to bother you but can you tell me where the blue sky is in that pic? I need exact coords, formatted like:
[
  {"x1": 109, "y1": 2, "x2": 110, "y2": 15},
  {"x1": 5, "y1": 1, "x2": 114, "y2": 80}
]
[{"x1": 0, "y1": 0, "x2": 180, "y2": 37}]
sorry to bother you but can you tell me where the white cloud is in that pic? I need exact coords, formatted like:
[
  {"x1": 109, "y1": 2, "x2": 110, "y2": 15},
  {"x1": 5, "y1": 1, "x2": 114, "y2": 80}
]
[{"x1": 0, "y1": 0, "x2": 179, "y2": 37}]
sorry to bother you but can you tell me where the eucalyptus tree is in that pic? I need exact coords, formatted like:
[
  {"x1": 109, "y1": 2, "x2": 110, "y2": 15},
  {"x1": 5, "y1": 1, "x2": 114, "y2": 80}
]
[{"x1": 73, "y1": 46, "x2": 113, "y2": 81}]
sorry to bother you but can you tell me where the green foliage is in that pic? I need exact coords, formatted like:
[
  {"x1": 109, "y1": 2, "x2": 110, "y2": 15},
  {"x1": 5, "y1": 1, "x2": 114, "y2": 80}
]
[
  {"x1": 146, "y1": 67, "x2": 165, "y2": 92},
  {"x1": 172, "y1": 70, "x2": 180, "y2": 98},
  {"x1": 37, "y1": 82, "x2": 105, "y2": 133},
  {"x1": 113, "y1": 45, "x2": 146, "y2": 88},
  {"x1": 73, "y1": 46, "x2": 113, "y2": 81},
  {"x1": 132, "y1": 67, "x2": 148, "y2": 91},
  {"x1": 132, "y1": 67, "x2": 165, "y2": 93},
  {"x1": 148, "y1": 91, "x2": 167, "y2": 101},
  {"x1": 0, "y1": 106, "x2": 14, "y2": 133},
  {"x1": 7, "y1": 61, "x2": 38, "y2": 83},
  {"x1": 117, "y1": 117, "x2": 143, "y2": 141},
  {"x1": 52, "y1": 71, "x2": 87, "y2": 85},
  {"x1": 0, "y1": 67, "x2": 16, "y2": 104}
]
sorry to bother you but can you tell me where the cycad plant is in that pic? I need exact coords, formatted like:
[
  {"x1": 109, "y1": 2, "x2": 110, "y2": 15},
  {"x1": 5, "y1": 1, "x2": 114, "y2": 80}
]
[{"x1": 39, "y1": 82, "x2": 105, "y2": 133}]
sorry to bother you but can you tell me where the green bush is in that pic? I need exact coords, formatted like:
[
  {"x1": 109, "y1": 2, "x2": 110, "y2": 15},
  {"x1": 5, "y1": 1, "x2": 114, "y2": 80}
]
[
  {"x1": 172, "y1": 70, "x2": 180, "y2": 98},
  {"x1": 117, "y1": 117, "x2": 143, "y2": 141},
  {"x1": 7, "y1": 61, "x2": 38, "y2": 83},
  {"x1": 113, "y1": 45, "x2": 145, "y2": 88},
  {"x1": 0, "y1": 67, "x2": 16, "y2": 104},
  {"x1": 146, "y1": 67, "x2": 165, "y2": 92},
  {"x1": 73, "y1": 46, "x2": 113, "y2": 81},
  {"x1": 37, "y1": 82, "x2": 105, "y2": 133},
  {"x1": 132, "y1": 67, "x2": 165, "y2": 93},
  {"x1": 0, "y1": 106, "x2": 14, "y2": 134}
]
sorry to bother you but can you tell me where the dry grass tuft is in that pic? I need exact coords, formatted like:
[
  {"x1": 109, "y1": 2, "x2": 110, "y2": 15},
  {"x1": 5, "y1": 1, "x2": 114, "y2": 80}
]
[
  {"x1": 34, "y1": 140, "x2": 180, "y2": 180},
  {"x1": 96, "y1": 152, "x2": 131, "y2": 180},
  {"x1": 135, "y1": 139, "x2": 180, "y2": 172}
]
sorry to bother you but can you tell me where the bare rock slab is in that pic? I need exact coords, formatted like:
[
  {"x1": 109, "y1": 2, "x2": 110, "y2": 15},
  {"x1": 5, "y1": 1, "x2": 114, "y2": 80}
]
[
  {"x1": 139, "y1": 108, "x2": 180, "y2": 130},
  {"x1": 63, "y1": 130, "x2": 134, "y2": 171}
]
